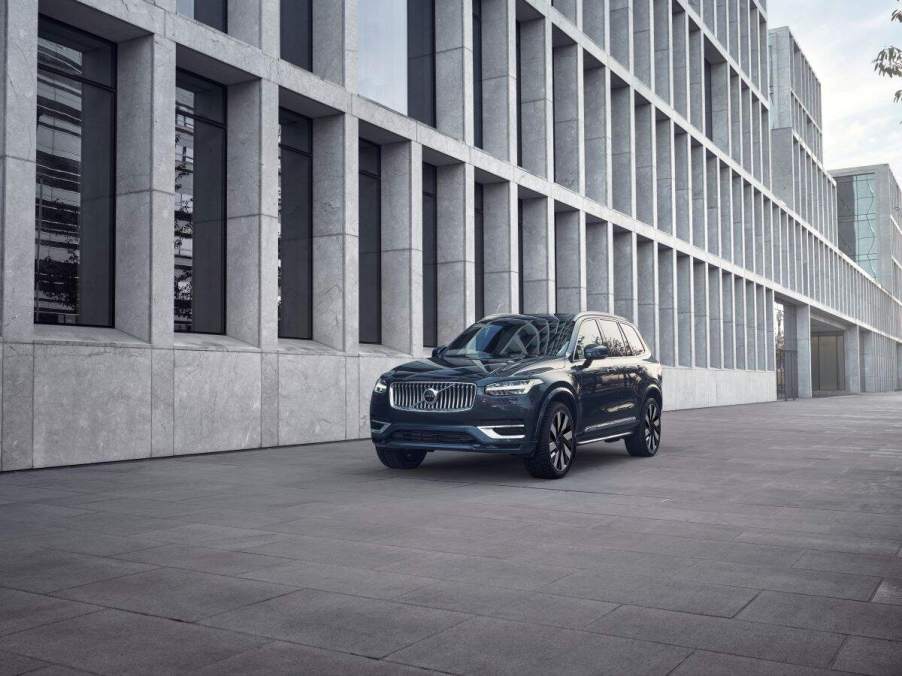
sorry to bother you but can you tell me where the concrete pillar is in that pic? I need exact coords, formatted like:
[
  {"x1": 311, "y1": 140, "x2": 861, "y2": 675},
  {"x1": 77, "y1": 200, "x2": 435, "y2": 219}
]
[
  {"x1": 693, "y1": 261, "x2": 708, "y2": 367},
  {"x1": 796, "y1": 304, "x2": 812, "y2": 398},
  {"x1": 229, "y1": 0, "x2": 279, "y2": 53},
  {"x1": 480, "y1": 0, "x2": 517, "y2": 161},
  {"x1": 862, "y1": 330, "x2": 877, "y2": 393},
  {"x1": 517, "y1": 16, "x2": 551, "y2": 178},
  {"x1": 742, "y1": 183, "x2": 754, "y2": 272},
  {"x1": 633, "y1": 0, "x2": 652, "y2": 87},
  {"x1": 844, "y1": 324, "x2": 861, "y2": 393},
  {"x1": 584, "y1": 0, "x2": 607, "y2": 50},
  {"x1": 674, "y1": 129, "x2": 690, "y2": 242},
  {"x1": 436, "y1": 162, "x2": 475, "y2": 345},
  {"x1": 637, "y1": 239, "x2": 659, "y2": 356},
  {"x1": 708, "y1": 267, "x2": 723, "y2": 368},
  {"x1": 653, "y1": 0, "x2": 672, "y2": 102},
  {"x1": 688, "y1": 24, "x2": 703, "y2": 131},
  {"x1": 671, "y1": 9, "x2": 688, "y2": 119},
  {"x1": 584, "y1": 64, "x2": 610, "y2": 205},
  {"x1": 610, "y1": 0, "x2": 632, "y2": 69},
  {"x1": 552, "y1": 40, "x2": 583, "y2": 191},
  {"x1": 309, "y1": 0, "x2": 352, "y2": 85},
  {"x1": 483, "y1": 181, "x2": 518, "y2": 313},
  {"x1": 731, "y1": 174, "x2": 743, "y2": 264},
  {"x1": 734, "y1": 276, "x2": 746, "y2": 369},
  {"x1": 521, "y1": 197, "x2": 555, "y2": 312},
  {"x1": 691, "y1": 142, "x2": 706, "y2": 248},
  {"x1": 705, "y1": 153, "x2": 719, "y2": 256},
  {"x1": 745, "y1": 280, "x2": 756, "y2": 370},
  {"x1": 719, "y1": 164, "x2": 732, "y2": 262},
  {"x1": 729, "y1": 73, "x2": 741, "y2": 164},
  {"x1": 586, "y1": 220, "x2": 613, "y2": 312},
  {"x1": 312, "y1": 114, "x2": 358, "y2": 352},
  {"x1": 765, "y1": 288, "x2": 775, "y2": 371},
  {"x1": 657, "y1": 247, "x2": 677, "y2": 366},
  {"x1": 381, "y1": 141, "x2": 422, "y2": 354},
  {"x1": 897, "y1": 343, "x2": 902, "y2": 390},
  {"x1": 711, "y1": 61, "x2": 729, "y2": 152},
  {"x1": 722, "y1": 272, "x2": 735, "y2": 369},
  {"x1": 634, "y1": 98, "x2": 656, "y2": 226},
  {"x1": 226, "y1": 79, "x2": 279, "y2": 350},
  {"x1": 554, "y1": 210, "x2": 586, "y2": 313},
  {"x1": 613, "y1": 229, "x2": 637, "y2": 322},
  {"x1": 677, "y1": 255, "x2": 693, "y2": 366},
  {"x1": 655, "y1": 119, "x2": 674, "y2": 234},
  {"x1": 756, "y1": 285, "x2": 766, "y2": 370},
  {"x1": 116, "y1": 34, "x2": 176, "y2": 346},
  {"x1": 436, "y1": 0, "x2": 472, "y2": 143},
  {"x1": 552, "y1": 0, "x2": 578, "y2": 23}
]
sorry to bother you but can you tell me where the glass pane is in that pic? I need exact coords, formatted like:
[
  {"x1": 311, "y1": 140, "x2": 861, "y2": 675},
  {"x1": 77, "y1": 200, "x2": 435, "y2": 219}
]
[
  {"x1": 38, "y1": 18, "x2": 114, "y2": 87},
  {"x1": 598, "y1": 319, "x2": 629, "y2": 357},
  {"x1": 279, "y1": 143, "x2": 313, "y2": 339},
  {"x1": 407, "y1": 0, "x2": 435, "y2": 125},
  {"x1": 621, "y1": 323, "x2": 646, "y2": 355},
  {"x1": 474, "y1": 183, "x2": 484, "y2": 320},
  {"x1": 358, "y1": 0, "x2": 408, "y2": 115},
  {"x1": 176, "y1": 71, "x2": 226, "y2": 123},
  {"x1": 574, "y1": 320, "x2": 603, "y2": 360},
  {"x1": 175, "y1": 103, "x2": 226, "y2": 334},
  {"x1": 280, "y1": 0, "x2": 313, "y2": 70},
  {"x1": 359, "y1": 142, "x2": 382, "y2": 344},
  {"x1": 178, "y1": 0, "x2": 227, "y2": 32},
  {"x1": 35, "y1": 66, "x2": 114, "y2": 326},
  {"x1": 423, "y1": 164, "x2": 437, "y2": 347}
]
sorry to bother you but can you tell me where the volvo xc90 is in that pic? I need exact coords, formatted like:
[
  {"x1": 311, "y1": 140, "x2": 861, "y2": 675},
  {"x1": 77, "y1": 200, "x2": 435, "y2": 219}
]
[{"x1": 369, "y1": 313, "x2": 663, "y2": 479}]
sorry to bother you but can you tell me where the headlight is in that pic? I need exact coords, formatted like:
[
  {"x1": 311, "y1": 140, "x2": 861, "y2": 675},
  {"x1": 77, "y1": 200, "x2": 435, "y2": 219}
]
[
  {"x1": 373, "y1": 378, "x2": 388, "y2": 394},
  {"x1": 484, "y1": 379, "x2": 542, "y2": 396}
]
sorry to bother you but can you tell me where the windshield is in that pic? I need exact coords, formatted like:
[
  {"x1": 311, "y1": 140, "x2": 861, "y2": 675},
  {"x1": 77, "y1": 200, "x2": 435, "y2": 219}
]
[{"x1": 444, "y1": 316, "x2": 574, "y2": 360}]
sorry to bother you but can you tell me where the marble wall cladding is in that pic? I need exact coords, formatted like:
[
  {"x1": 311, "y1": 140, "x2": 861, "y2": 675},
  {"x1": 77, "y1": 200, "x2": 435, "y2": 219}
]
[
  {"x1": 1, "y1": 343, "x2": 32, "y2": 470},
  {"x1": 32, "y1": 345, "x2": 152, "y2": 467},
  {"x1": 278, "y1": 354, "x2": 346, "y2": 445},
  {"x1": 173, "y1": 349, "x2": 262, "y2": 454},
  {"x1": 663, "y1": 366, "x2": 776, "y2": 411}
]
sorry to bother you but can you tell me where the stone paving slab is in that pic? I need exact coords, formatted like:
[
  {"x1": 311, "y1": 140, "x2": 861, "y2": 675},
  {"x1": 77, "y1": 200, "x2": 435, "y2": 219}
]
[{"x1": 0, "y1": 392, "x2": 900, "y2": 674}]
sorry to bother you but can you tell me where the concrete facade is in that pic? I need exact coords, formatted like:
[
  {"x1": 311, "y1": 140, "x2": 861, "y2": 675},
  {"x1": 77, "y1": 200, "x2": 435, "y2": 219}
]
[{"x1": 1, "y1": 0, "x2": 901, "y2": 470}]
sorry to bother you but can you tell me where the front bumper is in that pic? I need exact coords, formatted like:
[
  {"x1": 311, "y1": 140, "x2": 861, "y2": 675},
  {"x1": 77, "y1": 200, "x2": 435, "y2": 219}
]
[{"x1": 369, "y1": 387, "x2": 541, "y2": 455}]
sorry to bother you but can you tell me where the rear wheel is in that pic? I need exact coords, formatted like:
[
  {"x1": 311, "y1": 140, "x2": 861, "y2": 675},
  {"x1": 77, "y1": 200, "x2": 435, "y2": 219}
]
[
  {"x1": 625, "y1": 397, "x2": 661, "y2": 457},
  {"x1": 376, "y1": 448, "x2": 427, "y2": 469},
  {"x1": 524, "y1": 402, "x2": 575, "y2": 479}
]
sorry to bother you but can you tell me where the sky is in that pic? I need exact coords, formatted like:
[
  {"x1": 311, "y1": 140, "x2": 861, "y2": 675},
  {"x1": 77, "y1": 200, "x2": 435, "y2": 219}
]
[{"x1": 767, "y1": 1, "x2": 902, "y2": 181}]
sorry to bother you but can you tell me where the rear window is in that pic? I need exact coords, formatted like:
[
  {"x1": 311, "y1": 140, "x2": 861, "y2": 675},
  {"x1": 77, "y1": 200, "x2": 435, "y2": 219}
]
[
  {"x1": 620, "y1": 323, "x2": 646, "y2": 356},
  {"x1": 597, "y1": 319, "x2": 630, "y2": 357}
]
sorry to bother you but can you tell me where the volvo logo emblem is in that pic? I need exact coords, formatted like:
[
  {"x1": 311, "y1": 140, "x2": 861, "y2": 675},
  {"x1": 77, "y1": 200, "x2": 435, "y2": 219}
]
[{"x1": 422, "y1": 388, "x2": 438, "y2": 403}]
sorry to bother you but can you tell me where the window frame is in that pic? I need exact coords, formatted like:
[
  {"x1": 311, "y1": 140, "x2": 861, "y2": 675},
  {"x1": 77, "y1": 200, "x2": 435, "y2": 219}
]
[
  {"x1": 619, "y1": 321, "x2": 648, "y2": 356},
  {"x1": 34, "y1": 15, "x2": 117, "y2": 329},
  {"x1": 173, "y1": 67, "x2": 228, "y2": 335}
]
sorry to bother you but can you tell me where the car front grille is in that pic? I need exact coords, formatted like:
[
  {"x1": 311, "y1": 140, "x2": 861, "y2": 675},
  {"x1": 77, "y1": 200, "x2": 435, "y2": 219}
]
[{"x1": 389, "y1": 381, "x2": 476, "y2": 413}]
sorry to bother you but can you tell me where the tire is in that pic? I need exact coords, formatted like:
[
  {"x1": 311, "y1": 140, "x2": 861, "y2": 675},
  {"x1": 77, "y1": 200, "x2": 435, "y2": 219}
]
[
  {"x1": 376, "y1": 448, "x2": 427, "y2": 469},
  {"x1": 524, "y1": 401, "x2": 575, "y2": 479},
  {"x1": 625, "y1": 396, "x2": 662, "y2": 457}
]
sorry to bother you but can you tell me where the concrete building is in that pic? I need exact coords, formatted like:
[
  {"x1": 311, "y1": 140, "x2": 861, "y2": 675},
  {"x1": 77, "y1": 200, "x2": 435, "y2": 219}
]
[{"x1": 0, "y1": 0, "x2": 900, "y2": 471}]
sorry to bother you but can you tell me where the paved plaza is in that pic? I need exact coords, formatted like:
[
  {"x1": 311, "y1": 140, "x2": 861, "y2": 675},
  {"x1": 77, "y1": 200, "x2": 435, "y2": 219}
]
[{"x1": 0, "y1": 393, "x2": 901, "y2": 674}]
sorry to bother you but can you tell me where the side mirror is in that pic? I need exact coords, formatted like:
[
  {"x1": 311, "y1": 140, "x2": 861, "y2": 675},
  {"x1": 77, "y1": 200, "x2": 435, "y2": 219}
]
[
  {"x1": 431, "y1": 345, "x2": 446, "y2": 359},
  {"x1": 583, "y1": 344, "x2": 609, "y2": 365}
]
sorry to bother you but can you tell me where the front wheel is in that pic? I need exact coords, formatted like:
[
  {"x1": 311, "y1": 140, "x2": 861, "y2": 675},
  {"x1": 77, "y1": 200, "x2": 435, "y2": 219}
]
[
  {"x1": 625, "y1": 397, "x2": 661, "y2": 457},
  {"x1": 376, "y1": 448, "x2": 427, "y2": 469},
  {"x1": 524, "y1": 402, "x2": 575, "y2": 479}
]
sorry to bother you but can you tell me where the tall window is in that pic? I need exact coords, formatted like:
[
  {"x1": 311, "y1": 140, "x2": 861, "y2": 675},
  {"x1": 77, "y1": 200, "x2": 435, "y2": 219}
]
[
  {"x1": 703, "y1": 59, "x2": 713, "y2": 140},
  {"x1": 358, "y1": 0, "x2": 408, "y2": 114},
  {"x1": 423, "y1": 164, "x2": 438, "y2": 347},
  {"x1": 174, "y1": 71, "x2": 226, "y2": 334},
  {"x1": 35, "y1": 18, "x2": 115, "y2": 327},
  {"x1": 279, "y1": 109, "x2": 313, "y2": 339},
  {"x1": 280, "y1": 0, "x2": 312, "y2": 70},
  {"x1": 473, "y1": 0, "x2": 484, "y2": 148},
  {"x1": 177, "y1": 0, "x2": 227, "y2": 32},
  {"x1": 515, "y1": 22, "x2": 523, "y2": 166},
  {"x1": 517, "y1": 198, "x2": 524, "y2": 312},
  {"x1": 474, "y1": 182, "x2": 485, "y2": 320},
  {"x1": 359, "y1": 140, "x2": 382, "y2": 344},
  {"x1": 837, "y1": 173, "x2": 879, "y2": 279},
  {"x1": 408, "y1": 0, "x2": 436, "y2": 126}
]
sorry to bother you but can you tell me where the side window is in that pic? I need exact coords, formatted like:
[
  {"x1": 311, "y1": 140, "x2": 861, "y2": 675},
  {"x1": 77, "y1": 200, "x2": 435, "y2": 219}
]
[
  {"x1": 620, "y1": 323, "x2": 647, "y2": 356},
  {"x1": 598, "y1": 319, "x2": 629, "y2": 357},
  {"x1": 573, "y1": 320, "x2": 603, "y2": 360}
]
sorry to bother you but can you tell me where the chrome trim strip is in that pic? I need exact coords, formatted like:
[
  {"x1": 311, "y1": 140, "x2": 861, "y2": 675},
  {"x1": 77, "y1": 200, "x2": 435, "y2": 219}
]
[
  {"x1": 577, "y1": 431, "x2": 631, "y2": 446},
  {"x1": 369, "y1": 420, "x2": 390, "y2": 434},
  {"x1": 477, "y1": 425, "x2": 526, "y2": 440},
  {"x1": 583, "y1": 416, "x2": 637, "y2": 433}
]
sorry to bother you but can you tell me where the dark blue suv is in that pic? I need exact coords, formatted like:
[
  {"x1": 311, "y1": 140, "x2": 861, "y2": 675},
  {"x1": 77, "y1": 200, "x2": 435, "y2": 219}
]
[{"x1": 369, "y1": 313, "x2": 663, "y2": 479}]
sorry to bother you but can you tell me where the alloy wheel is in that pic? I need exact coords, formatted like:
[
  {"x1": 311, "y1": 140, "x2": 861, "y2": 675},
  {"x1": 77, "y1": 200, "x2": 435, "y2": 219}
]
[
  {"x1": 548, "y1": 409, "x2": 573, "y2": 472},
  {"x1": 644, "y1": 400, "x2": 661, "y2": 453}
]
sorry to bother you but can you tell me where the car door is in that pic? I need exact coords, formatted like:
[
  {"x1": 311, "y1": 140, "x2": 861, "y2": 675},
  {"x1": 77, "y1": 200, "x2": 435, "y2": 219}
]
[
  {"x1": 595, "y1": 318, "x2": 640, "y2": 427},
  {"x1": 572, "y1": 319, "x2": 612, "y2": 436},
  {"x1": 618, "y1": 322, "x2": 647, "y2": 416}
]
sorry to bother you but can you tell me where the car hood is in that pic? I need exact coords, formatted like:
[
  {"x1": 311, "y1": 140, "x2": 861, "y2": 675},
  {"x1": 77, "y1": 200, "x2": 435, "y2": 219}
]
[{"x1": 387, "y1": 355, "x2": 563, "y2": 383}]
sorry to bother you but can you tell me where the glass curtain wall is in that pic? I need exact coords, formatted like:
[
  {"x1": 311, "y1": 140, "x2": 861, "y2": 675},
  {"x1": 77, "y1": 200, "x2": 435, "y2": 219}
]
[
  {"x1": 280, "y1": 0, "x2": 313, "y2": 70},
  {"x1": 34, "y1": 18, "x2": 115, "y2": 327}
]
